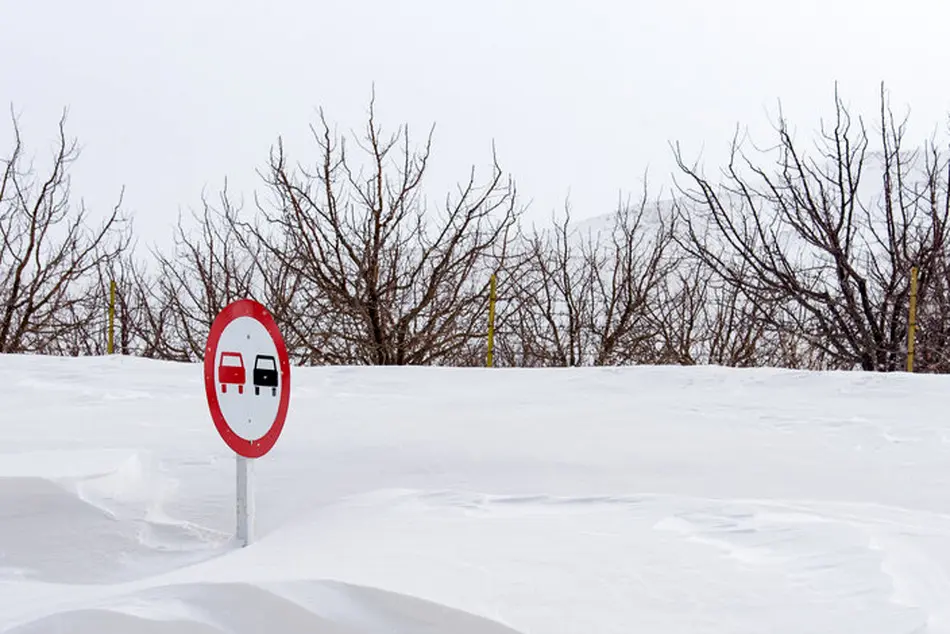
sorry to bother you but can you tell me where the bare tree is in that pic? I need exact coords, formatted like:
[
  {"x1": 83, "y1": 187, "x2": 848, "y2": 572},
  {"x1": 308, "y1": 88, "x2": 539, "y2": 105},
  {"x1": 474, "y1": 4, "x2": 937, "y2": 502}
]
[
  {"x1": 672, "y1": 84, "x2": 950, "y2": 371},
  {"x1": 651, "y1": 258, "x2": 761, "y2": 366},
  {"x1": 500, "y1": 189, "x2": 675, "y2": 367},
  {"x1": 216, "y1": 190, "x2": 309, "y2": 364},
  {"x1": 244, "y1": 96, "x2": 521, "y2": 366},
  {"x1": 501, "y1": 206, "x2": 593, "y2": 367},
  {"x1": 588, "y1": 195, "x2": 676, "y2": 365},
  {"x1": 0, "y1": 108, "x2": 127, "y2": 355},
  {"x1": 144, "y1": 186, "x2": 260, "y2": 361}
]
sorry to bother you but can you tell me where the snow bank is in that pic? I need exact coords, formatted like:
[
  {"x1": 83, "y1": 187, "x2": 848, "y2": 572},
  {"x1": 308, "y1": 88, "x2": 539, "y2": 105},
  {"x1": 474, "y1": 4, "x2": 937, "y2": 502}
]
[{"x1": 1, "y1": 354, "x2": 949, "y2": 632}]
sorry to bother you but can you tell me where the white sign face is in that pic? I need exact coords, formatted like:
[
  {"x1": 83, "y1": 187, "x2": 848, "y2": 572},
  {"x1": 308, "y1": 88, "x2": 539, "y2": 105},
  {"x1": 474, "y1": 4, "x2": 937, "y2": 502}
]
[{"x1": 213, "y1": 315, "x2": 282, "y2": 441}]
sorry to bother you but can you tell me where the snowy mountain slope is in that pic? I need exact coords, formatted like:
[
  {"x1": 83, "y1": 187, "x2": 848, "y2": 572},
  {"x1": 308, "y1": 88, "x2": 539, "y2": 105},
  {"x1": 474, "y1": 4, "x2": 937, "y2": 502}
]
[{"x1": 1, "y1": 355, "x2": 950, "y2": 632}]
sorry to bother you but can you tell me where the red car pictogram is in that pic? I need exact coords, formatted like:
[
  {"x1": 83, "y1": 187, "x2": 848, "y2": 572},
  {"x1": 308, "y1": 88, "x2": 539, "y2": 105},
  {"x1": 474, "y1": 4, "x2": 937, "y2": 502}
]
[{"x1": 218, "y1": 351, "x2": 245, "y2": 394}]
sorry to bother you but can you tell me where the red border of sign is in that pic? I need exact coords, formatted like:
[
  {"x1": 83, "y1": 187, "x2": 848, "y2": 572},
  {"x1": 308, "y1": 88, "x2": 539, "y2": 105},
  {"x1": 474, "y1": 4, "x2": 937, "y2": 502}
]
[{"x1": 203, "y1": 299, "x2": 291, "y2": 458}]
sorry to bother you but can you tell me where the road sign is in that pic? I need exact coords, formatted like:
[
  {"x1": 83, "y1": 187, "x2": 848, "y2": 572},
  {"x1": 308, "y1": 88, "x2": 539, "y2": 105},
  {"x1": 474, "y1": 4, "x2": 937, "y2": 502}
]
[{"x1": 203, "y1": 299, "x2": 291, "y2": 459}]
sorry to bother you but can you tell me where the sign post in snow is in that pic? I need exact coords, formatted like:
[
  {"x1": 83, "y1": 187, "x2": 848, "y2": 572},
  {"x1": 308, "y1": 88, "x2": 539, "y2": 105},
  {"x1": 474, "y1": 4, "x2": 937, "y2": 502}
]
[{"x1": 203, "y1": 299, "x2": 291, "y2": 547}]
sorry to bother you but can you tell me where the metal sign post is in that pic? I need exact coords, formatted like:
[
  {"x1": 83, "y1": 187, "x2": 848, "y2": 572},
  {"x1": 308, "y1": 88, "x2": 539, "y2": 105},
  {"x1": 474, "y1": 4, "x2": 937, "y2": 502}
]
[{"x1": 236, "y1": 455, "x2": 254, "y2": 546}]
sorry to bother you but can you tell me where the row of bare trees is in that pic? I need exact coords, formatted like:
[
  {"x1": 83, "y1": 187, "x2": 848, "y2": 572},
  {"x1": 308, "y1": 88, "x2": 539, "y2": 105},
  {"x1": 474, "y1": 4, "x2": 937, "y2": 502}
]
[{"x1": 4, "y1": 86, "x2": 950, "y2": 371}]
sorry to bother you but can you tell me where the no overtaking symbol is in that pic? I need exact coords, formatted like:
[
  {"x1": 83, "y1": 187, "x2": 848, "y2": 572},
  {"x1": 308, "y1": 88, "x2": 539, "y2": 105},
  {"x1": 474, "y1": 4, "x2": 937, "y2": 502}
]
[{"x1": 204, "y1": 299, "x2": 291, "y2": 459}]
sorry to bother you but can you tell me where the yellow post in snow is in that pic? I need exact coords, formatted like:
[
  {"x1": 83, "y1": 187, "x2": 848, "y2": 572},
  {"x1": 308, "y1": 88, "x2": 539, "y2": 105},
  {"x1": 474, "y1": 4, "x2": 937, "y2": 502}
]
[
  {"x1": 907, "y1": 266, "x2": 918, "y2": 372},
  {"x1": 108, "y1": 280, "x2": 116, "y2": 355},
  {"x1": 487, "y1": 273, "x2": 497, "y2": 368}
]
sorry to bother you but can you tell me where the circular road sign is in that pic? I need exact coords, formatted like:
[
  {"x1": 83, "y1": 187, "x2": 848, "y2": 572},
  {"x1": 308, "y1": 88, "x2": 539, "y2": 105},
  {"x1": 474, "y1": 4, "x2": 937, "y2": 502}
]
[{"x1": 203, "y1": 299, "x2": 291, "y2": 458}]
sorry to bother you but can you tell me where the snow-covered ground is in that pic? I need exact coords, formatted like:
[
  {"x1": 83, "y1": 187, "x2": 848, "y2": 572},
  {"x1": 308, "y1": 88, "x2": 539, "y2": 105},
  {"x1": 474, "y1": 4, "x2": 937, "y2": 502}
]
[{"x1": 1, "y1": 354, "x2": 949, "y2": 633}]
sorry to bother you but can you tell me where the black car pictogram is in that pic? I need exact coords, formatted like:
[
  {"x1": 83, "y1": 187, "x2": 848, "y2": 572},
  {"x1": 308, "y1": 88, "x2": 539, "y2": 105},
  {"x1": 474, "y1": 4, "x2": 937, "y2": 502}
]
[{"x1": 253, "y1": 354, "x2": 278, "y2": 396}]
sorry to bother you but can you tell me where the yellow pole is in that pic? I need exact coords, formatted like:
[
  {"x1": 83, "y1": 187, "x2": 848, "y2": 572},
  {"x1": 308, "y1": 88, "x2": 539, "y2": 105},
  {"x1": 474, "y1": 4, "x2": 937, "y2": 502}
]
[
  {"x1": 907, "y1": 266, "x2": 918, "y2": 372},
  {"x1": 487, "y1": 273, "x2": 497, "y2": 367},
  {"x1": 108, "y1": 280, "x2": 116, "y2": 355}
]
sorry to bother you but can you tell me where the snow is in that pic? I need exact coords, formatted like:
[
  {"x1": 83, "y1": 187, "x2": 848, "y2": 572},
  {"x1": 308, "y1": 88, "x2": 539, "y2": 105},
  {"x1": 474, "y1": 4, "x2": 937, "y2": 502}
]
[{"x1": 2, "y1": 354, "x2": 950, "y2": 632}]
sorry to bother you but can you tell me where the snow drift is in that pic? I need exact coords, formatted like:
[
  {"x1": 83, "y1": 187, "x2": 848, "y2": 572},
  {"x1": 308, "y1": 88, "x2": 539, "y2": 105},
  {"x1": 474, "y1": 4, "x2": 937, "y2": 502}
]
[{"x1": 1, "y1": 354, "x2": 949, "y2": 633}]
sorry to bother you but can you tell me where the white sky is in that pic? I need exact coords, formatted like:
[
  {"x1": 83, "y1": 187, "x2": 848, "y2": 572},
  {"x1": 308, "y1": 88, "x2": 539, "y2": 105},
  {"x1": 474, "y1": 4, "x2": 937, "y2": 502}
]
[{"x1": 3, "y1": 0, "x2": 950, "y2": 250}]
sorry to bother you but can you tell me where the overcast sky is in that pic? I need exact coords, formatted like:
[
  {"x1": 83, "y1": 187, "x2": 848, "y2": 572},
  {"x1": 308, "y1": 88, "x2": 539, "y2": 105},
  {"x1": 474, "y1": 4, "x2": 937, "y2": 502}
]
[{"x1": 4, "y1": 0, "x2": 950, "y2": 250}]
